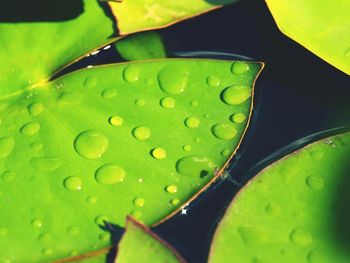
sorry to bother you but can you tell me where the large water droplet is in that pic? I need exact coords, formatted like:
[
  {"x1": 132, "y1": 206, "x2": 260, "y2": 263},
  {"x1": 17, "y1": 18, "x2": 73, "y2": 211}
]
[
  {"x1": 160, "y1": 97, "x2": 176, "y2": 109},
  {"x1": 231, "y1": 61, "x2": 250, "y2": 75},
  {"x1": 221, "y1": 85, "x2": 251, "y2": 105},
  {"x1": 176, "y1": 156, "x2": 216, "y2": 178},
  {"x1": 158, "y1": 65, "x2": 188, "y2": 95},
  {"x1": 184, "y1": 117, "x2": 200, "y2": 128},
  {"x1": 30, "y1": 157, "x2": 62, "y2": 172},
  {"x1": 0, "y1": 136, "x2": 15, "y2": 158},
  {"x1": 290, "y1": 228, "x2": 312, "y2": 246},
  {"x1": 211, "y1": 123, "x2": 237, "y2": 140},
  {"x1": 306, "y1": 176, "x2": 324, "y2": 190},
  {"x1": 95, "y1": 164, "x2": 126, "y2": 185},
  {"x1": 28, "y1": 102, "x2": 44, "y2": 116},
  {"x1": 170, "y1": 199, "x2": 180, "y2": 206},
  {"x1": 63, "y1": 176, "x2": 82, "y2": 191},
  {"x1": 151, "y1": 147, "x2": 167, "y2": 160},
  {"x1": 20, "y1": 122, "x2": 40, "y2": 136},
  {"x1": 74, "y1": 130, "x2": 109, "y2": 160},
  {"x1": 207, "y1": 76, "x2": 221, "y2": 87},
  {"x1": 132, "y1": 126, "x2": 151, "y2": 141},
  {"x1": 123, "y1": 65, "x2": 140, "y2": 83}
]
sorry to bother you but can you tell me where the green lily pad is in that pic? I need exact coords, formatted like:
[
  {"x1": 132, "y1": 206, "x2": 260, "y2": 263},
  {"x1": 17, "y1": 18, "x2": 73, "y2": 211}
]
[
  {"x1": 115, "y1": 31, "x2": 167, "y2": 61},
  {"x1": 265, "y1": 0, "x2": 350, "y2": 75},
  {"x1": 108, "y1": 0, "x2": 239, "y2": 35},
  {"x1": 0, "y1": 0, "x2": 115, "y2": 97},
  {"x1": 209, "y1": 132, "x2": 350, "y2": 263},
  {"x1": 116, "y1": 217, "x2": 185, "y2": 263},
  {"x1": 0, "y1": 59, "x2": 262, "y2": 262}
]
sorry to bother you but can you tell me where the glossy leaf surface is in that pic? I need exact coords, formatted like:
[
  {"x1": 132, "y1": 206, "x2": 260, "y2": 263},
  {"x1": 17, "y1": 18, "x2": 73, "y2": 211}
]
[
  {"x1": 0, "y1": 59, "x2": 262, "y2": 262},
  {"x1": 115, "y1": 31, "x2": 167, "y2": 61},
  {"x1": 116, "y1": 217, "x2": 185, "y2": 263},
  {"x1": 108, "y1": 0, "x2": 239, "y2": 35},
  {"x1": 265, "y1": 0, "x2": 350, "y2": 75},
  {"x1": 209, "y1": 132, "x2": 350, "y2": 263}
]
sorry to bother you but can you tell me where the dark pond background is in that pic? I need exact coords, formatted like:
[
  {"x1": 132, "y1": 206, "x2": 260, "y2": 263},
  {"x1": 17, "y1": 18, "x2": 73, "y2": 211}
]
[{"x1": 58, "y1": 0, "x2": 350, "y2": 262}]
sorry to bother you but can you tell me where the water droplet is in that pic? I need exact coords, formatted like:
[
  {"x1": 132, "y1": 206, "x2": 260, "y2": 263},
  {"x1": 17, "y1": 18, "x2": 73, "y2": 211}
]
[
  {"x1": 67, "y1": 226, "x2": 79, "y2": 235},
  {"x1": 0, "y1": 136, "x2": 15, "y2": 158},
  {"x1": 221, "y1": 149, "x2": 230, "y2": 157},
  {"x1": 265, "y1": 203, "x2": 280, "y2": 216},
  {"x1": 184, "y1": 117, "x2": 200, "y2": 128},
  {"x1": 160, "y1": 97, "x2": 175, "y2": 109},
  {"x1": 170, "y1": 199, "x2": 180, "y2": 206},
  {"x1": 87, "y1": 195, "x2": 98, "y2": 204},
  {"x1": 176, "y1": 156, "x2": 216, "y2": 178},
  {"x1": 306, "y1": 176, "x2": 324, "y2": 190},
  {"x1": 74, "y1": 130, "x2": 109, "y2": 160},
  {"x1": 183, "y1": 145, "x2": 191, "y2": 152},
  {"x1": 221, "y1": 85, "x2": 251, "y2": 105},
  {"x1": 109, "y1": 116, "x2": 123, "y2": 127},
  {"x1": 57, "y1": 92, "x2": 84, "y2": 105},
  {"x1": 1, "y1": 171, "x2": 16, "y2": 181},
  {"x1": 307, "y1": 251, "x2": 327, "y2": 263},
  {"x1": 231, "y1": 113, "x2": 246, "y2": 124},
  {"x1": 95, "y1": 215, "x2": 109, "y2": 225},
  {"x1": 30, "y1": 142, "x2": 43, "y2": 151},
  {"x1": 99, "y1": 232, "x2": 111, "y2": 241},
  {"x1": 130, "y1": 210, "x2": 142, "y2": 219},
  {"x1": 20, "y1": 122, "x2": 40, "y2": 136},
  {"x1": 132, "y1": 126, "x2": 151, "y2": 141},
  {"x1": 95, "y1": 164, "x2": 126, "y2": 185},
  {"x1": 84, "y1": 77, "x2": 98, "y2": 88},
  {"x1": 151, "y1": 147, "x2": 167, "y2": 160},
  {"x1": 31, "y1": 219, "x2": 42, "y2": 228},
  {"x1": 135, "y1": 99, "x2": 146, "y2": 106},
  {"x1": 42, "y1": 248, "x2": 53, "y2": 256},
  {"x1": 165, "y1": 185, "x2": 177, "y2": 193},
  {"x1": 63, "y1": 176, "x2": 82, "y2": 191},
  {"x1": 38, "y1": 233, "x2": 51, "y2": 243},
  {"x1": 190, "y1": 100, "x2": 199, "y2": 107},
  {"x1": 238, "y1": 225, "x2": 267, "y2": 245},
  {"x1": 231, "y1": 61, "x2": 250, "y2": 75},
  {"x1": 133, "y1": 197, "x2": 145, "y2": 207},
  {"x1": 310, "y1": 151, "x2": 324, "y2": 160},
  {"x1": 101, "y1": 88, "x2": 118, "y2": 99},
  {"x1": 123, "y1": 65, "x2": 140, "y2": 83},
  {"x1": 30, "y1": 157, "x2": 62, "y2": 172},
  {"x1": 28, "y1": 102, "x2": 44, "y2": 116},
  {"x1": 207, "y1": 76, "x2": 221, "y2": 87},
  {"x1": 0, "y1": 227, "x2": 8, "y2": 236},
  {"x1": 158, "y1": 64, "x2": 188, "y2": 95},
  {"x1": 290, "y1": 228, "x2": 312, "y2": 246},
  {"x1": 211, "y1": 123, "x2": 237, "y2": 140}
]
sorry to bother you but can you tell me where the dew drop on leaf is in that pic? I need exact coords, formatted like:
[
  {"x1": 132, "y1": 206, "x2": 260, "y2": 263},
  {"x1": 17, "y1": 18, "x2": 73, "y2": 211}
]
[{"x1": 74, "y1": 130, "x2": 109, "y2": 160}]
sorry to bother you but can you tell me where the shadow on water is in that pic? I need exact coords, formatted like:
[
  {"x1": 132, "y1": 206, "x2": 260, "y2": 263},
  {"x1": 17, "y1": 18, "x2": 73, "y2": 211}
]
[{"x1": 0, "y1": 0, "x2": 84, "y2": 22}]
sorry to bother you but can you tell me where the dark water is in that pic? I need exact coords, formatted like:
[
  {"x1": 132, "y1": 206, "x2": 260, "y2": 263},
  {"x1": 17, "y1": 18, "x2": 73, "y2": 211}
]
[{"x1": 58, "y1": 0, "x2": 350, "y2": 262}]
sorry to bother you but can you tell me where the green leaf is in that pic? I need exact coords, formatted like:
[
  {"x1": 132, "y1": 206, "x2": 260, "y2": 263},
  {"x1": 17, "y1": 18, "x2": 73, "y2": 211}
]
[
  {"x1": 209, "y1": 132, "x2": 350, "y2": 263},
  {"x1": 0, "y1": 0, "x2": 115, "y2": 97},
  {"x1": 116, "y1": 217, "x2": 185, "y2": 263},
  {"x1": 115, "y1": 31, "x2": 167, "y2": 61},
  {"x1": 265, "y1": 0, "x2": 350, "y2": 75},
  {"x1": 108, "y1": 0, "x2": 239, "y2": 35},
  {"x1": 0, "y1": 59, "x2": 262, "y2": 262}
]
